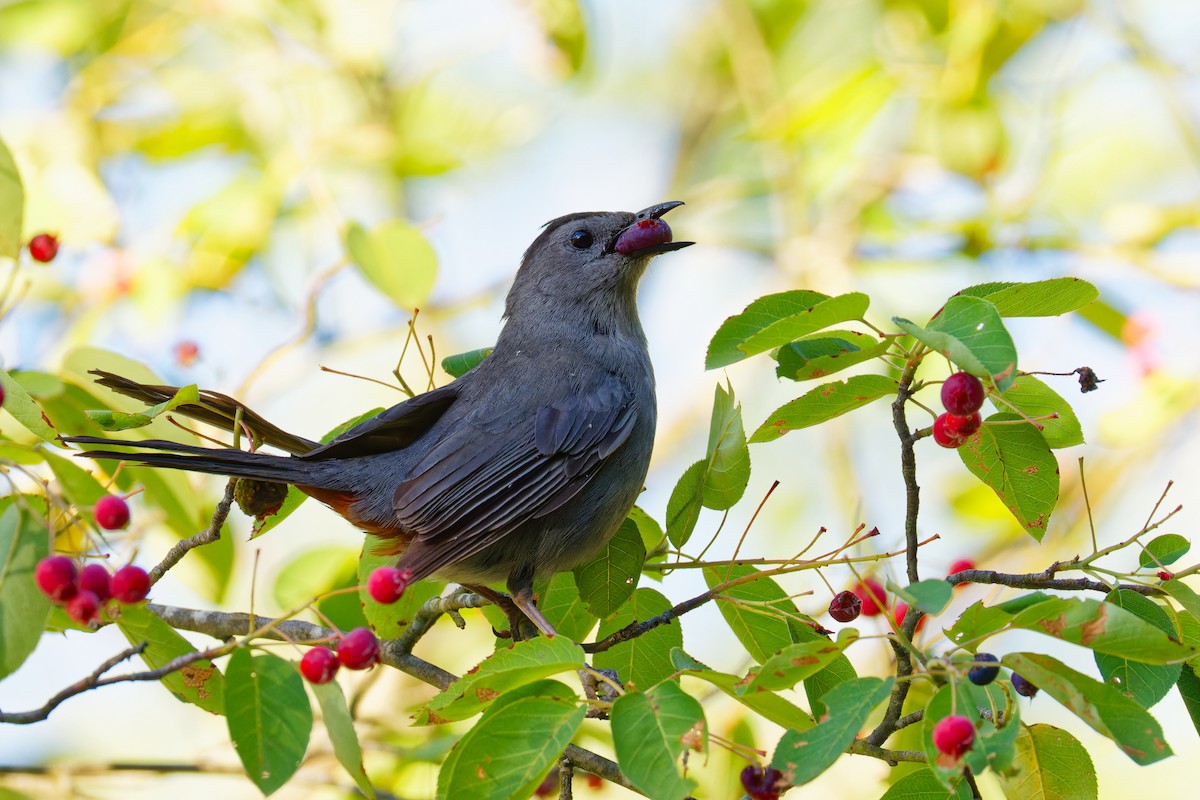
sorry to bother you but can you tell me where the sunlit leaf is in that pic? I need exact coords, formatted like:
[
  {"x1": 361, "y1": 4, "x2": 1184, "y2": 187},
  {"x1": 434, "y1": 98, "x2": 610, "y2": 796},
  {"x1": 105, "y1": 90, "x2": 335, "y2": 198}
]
[
  {"x1": 774, "y1": 329, "x2": 891, "y2": 381},
  {"x1": 1139, "y1": 534, "x2": 1190, "y2": 569},
  {"x1": 345, "y1": 220, "x2": 438, "y2": 310},
  {"x1": 594, "y1": 588, "x2": 680, "y2": 690},
  {"x1": 116, "y1": 605, "x2": 225, "y2": 715},
  {"x1": 0, "y1": 135, "x2": 23, "y2": 261},
  {"x1": 0, "y1": 502, "x2": 50, "y2": 680},
  {"x1": 750, "y1": 374, "x2": 896, "y2": 443},
  {"x1": 1010, "y1": 596, "x2": 1195, "y2": 664},
  {"x1": 707, "y1": 291, "x2": 870, "y2": 369},
  {"x1": 436, "y1": 680, "x2": 584, "y2": 800},
  {"x1": 84, "y1": 384, "x2": 200, "y2": 431},
  {"x1": 1003, "y1": 652, "x2": 1171, "y2": 765},
  {"x1": 880, "y1": 768, "x2": 971, "y2": 799},
  {"x1": 1093, "y1": 590, "x2": 1180, "y2": 708},
  {"x1": 991, "y1": 375, "x2": 1084, "y2": 449},
  {"x1": 0, "y1": 369, "x2": 58, "y2": 442},
  {"x1": 539, "y1": 571, "x2": 598, "y2": 641},
  {"x1": 704, "y1": 565, "x2": 797, "y2": 663},
  {"x1": 999, "y1": 723, "x2": 1097, "y2": 800},
  {"x1": 958, "y1": 414, "x2": 1058, "y2": 540},
  {"x1": 957, "y1": 279, "x2": 1099, "y2": 318},
  {"x1": 702, "y1": 382, "x2": 750, "y2": 509},
  {"x1": 573, "y1": 517, "x2": 645, "y2": 618},
  {"x1": 310, "y1": 681, "x2": 376, "y2": 799},
  {"x1": 736, "y1": 629, "x2": 858, "y2": 694},
  {"x1": 671, "y1": 648, "x2": 813, "y2": 731},
  {"x1": 894, "y1": 296, "x2": 1018, "y2": 390},
  {"x1": 665, "y1": 459, "x2": 704, "y2": 549}
]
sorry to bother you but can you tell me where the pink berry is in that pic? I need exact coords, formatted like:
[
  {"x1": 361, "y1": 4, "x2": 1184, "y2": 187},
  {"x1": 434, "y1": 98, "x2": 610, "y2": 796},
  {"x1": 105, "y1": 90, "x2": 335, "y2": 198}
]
[
  {"x1": 828, "y1": 590, "x2": 862, "y2": 623},
  {"x1": 28, "y1": 233, "x2": 59, "y2": 263},
  {"x1": 949, "y1": 559, "x2": 975, "y2": 576},
  {"x1": 853, "y1": 578, "x2": 887, "y2": 617},
  {"x1": 945, "y1": 412, "x2": 982, "y2": 438},
  {"x1": 299, "y1": 648, "x2": 340, "y2": 684},
  {"x1": 336, "y1": 627, "x2": 380, "y2": 670},
  {"x1": 175, "y1": 340, "x2": 200, "y2": 366},
  {"x1": 941, "y1": 372, "x2": 985, "y2": 416},
  {"x1": 932, "y1": 714, "x2": 976, "y2": 758},
  {"x1": 932, "y1": 413, "x2": 972, "y2": 448},
  {"x1": 740, "y1": 764, "x2": 787, "y2": 800},
  {"x1": 367, "y1": 566, "x2": 412, "y2": 604},
  {"x1": 35, "y1": 556, "x2": 78, "y2": 602},
  {"x1": 78, "y1": 563, "x2": 112, "y2": 601},
  {"x1": 614, "y1": 217, "x2": 674, "y2": 255},
  {"x1": 94, "y1": 495, "x2": 130, "y2": 530},
  {"x1": 66, "y1": 590, "x2": 101, "y2": 624},
  {"x1": 111, "y1": 565, "x2": 150, "y2": 603}
]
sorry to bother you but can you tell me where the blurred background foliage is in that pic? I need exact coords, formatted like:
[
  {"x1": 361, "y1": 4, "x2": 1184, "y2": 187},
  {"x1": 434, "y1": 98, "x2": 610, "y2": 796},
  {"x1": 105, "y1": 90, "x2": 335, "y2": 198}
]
[{"x1": 1, "y1": 0, "x2": 1199, "y2": 797}]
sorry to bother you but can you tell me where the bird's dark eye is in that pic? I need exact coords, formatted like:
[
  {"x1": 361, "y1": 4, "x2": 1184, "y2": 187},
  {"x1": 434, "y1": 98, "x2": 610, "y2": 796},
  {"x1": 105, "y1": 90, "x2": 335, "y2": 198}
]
[{"x1": 569, "y1": 230, "x2": 593, "y2": 249}]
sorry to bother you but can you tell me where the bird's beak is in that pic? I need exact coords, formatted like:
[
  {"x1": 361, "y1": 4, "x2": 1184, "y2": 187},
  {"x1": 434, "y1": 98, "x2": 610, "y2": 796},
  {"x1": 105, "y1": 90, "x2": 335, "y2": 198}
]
[{"x1": 613, "y1": 201, "x2": 694, "y2": 255}]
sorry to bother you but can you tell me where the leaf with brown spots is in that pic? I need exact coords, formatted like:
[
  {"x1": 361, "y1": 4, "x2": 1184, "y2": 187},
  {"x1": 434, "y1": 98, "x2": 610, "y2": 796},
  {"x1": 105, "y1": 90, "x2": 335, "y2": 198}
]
[
  {"x1": 1012, "y1": 597, "x2": 1196, "y2": 664},
  {"x1": 749, "y1": 374, "x2": 896, "y2": 443},
  {"x1": 736, "y1": 629, "x2": 858, "y2": 694},
  {"x1": 958, "y1": 413, "x2": 1059, "y2": 541},
  {"x1": 116, "y1": 605, "x2": 225, "y2": 715},
  {"x1": 1004, "y1": 652, "x2": 1172, "y2": 766}
]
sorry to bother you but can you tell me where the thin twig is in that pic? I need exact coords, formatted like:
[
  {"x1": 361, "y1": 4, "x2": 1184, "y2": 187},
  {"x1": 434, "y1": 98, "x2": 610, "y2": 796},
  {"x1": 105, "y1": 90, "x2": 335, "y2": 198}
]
[{"x1": 149, "y1": 481, "x2": 237, "y2": 585}]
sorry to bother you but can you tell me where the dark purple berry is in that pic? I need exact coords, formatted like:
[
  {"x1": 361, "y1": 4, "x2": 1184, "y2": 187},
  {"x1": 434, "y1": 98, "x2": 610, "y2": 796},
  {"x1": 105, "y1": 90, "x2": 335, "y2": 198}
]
[
  {"x1": 828, "y1": 590, "x2": 862, "y2": 623},
  {"x1": 1012, "y1": 672, "x2": 1038, "y2": 698},
  {"x1": 740, "y1": 764, "x2": 787, "y2": 800},
  {"x1": 968, "y1": 653, "x2": 1000, "y2": 685}
]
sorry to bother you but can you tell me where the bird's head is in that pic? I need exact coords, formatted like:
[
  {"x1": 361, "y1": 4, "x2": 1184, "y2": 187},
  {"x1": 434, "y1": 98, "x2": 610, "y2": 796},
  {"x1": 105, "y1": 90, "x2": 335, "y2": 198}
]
[{"x1": 504, "y1": 202, "x2": 692, "y2": 329}]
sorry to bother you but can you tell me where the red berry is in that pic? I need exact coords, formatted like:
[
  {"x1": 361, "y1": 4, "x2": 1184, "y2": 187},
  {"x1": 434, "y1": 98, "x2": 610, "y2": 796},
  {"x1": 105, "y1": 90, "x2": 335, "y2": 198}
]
[
  {"x1": 299, "y1": 648, "x2": 340, "y2": 684},
  {"x1": 336, "y1": 627, "x2": 380, "y2": 670},
  {"x1": 894, "y1": 602, "x2": 927, "y2": 633},
  {"x1": 1158, "y1": 570, "x2": 1173, "y2": 581},
  {"x1": 932, "y1": 414, "x2": 965, "y2": 448},
  {"x1": 949, "y1": 559, "x2": 975, "y2": 576},
  {"x1": 367, "y1": 566, "x2": 412, "y2": 604},
  {"x1": 175, "y1": 340, "x2": 200, "y2": 366},
  {"x1": 828, "y1": 590, "x2": 862, "y2": 623},
  {"x1": 111, "y1": 565, "x2": 150, "y2": 603},
  {"x1": 28, "y1": 233, "x2": 59, "y2": 263},
  {"x1": 933, "y1": 714, "x2": 976, "y2": 758},
  {"x1": 740, "y1": 764, "x2": 787, "y2": 800},
  {"x1": 852, "y1": 578, "x2": 887, "y2": 617},
  {"x1": 941, "y1": 372, "x2": 985, "y2": 416},
  {"x1": 0, "y1": 382, "x2": 5, "y2": 408},
  {"x1": 66, "y1": 590, "x2": 102, "y2": 624},
  {"x1": 94, "y1": 494, "x2": 130, "y2": 530},
  {"x1": 586, "y1": 774, "x2": 603, "y2": 789},
  {"x1": 945, "y1": 412, "x2": 982, "y2": 438},
  {"x1": 78, "y1": 563, "x2": 112, "y2": 601},
  {"x1": 35, "y1": 556, "x2": 78, "y2": 602},
  {"x1": 533, "y1": 771, "x2": 558, "y2": 797}
]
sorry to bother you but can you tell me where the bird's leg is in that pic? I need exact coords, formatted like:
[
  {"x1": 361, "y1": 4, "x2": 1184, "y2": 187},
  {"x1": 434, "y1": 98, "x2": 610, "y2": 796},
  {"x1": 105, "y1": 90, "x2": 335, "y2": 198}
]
[
  {"x1": 462, "y1": 583, "x2": 540, "y2": 642},
  {"x1": 507, "y1": 569, "x2": 559, "y2": 639}
]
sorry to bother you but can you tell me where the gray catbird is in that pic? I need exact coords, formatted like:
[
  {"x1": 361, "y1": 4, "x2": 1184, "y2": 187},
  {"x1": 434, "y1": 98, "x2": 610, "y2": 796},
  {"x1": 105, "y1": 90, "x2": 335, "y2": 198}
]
[{"x1": 67, "y1": 202, "x2": 692, "y2": 636}]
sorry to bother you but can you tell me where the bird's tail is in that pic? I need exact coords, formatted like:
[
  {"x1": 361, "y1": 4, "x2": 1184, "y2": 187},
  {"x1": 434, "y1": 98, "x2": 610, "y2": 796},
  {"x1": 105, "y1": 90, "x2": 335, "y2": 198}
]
[
  {"x1": 86, "y1": 370, "x2": 319, "y2": 456},
  {"x1": 64, "y1": 436, "x2": 321, "y2": 485}
]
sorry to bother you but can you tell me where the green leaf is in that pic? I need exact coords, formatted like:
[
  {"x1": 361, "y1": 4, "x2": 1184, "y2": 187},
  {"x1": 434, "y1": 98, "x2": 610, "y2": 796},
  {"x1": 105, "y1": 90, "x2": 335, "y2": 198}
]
[
  {"x1": 708, "y1": 290, "x2": 863, "y2": 369},
  {"x1": 1011, "y1": 596, "x2": 1196, "y2": 664},
  {"x1": 671, "y1": 649, "x2": 813, "y2": 731},
  {"x1": 225, "y1": 649, "x2": 312, "y2": 796},
  {"x1": 248, "y1": 485, "x2": 307, "y2": 539},
  {"x1": 0, "y1": 502, "x2": 50, "y2": 679},
  {"x1": 792, "y1": 620, "x2": 859, "y2": 717},
  {"x1": 436, "y1": 680, "x2": 584, "y2": 800},
  {"x1": 440, "y1": 347, "x2": 493, "y2": 378},
  {"x1": 531, "y1": 0, "x2": 588, "y2": 75},
  {"x1": 894, "y1": 296, "x2": 1018, "y2": 390},
  {"x1": 116, "y1": 605, "x2": 226, "y2": 714},
  {"x1": 771, "y1": 677, "x2": 894, "y2": 786},
  {"x1": 594, "y1": 588, "x2": 680, "y2": 690},
  {"x1": 0, "y1": 368, "x2": 58, "y2": 442},
  {"x1": 701, "y1": 382, "x2": 751, "y2": 510},
  {"x1": 922, "y1": 681, "x2": 1020, "y2": 787},
  {"x1": 273, "y1": 546, "x2": 359, "y2": 610},
  {"x1": 1003, "y1": 652, "x2": 1171, "y2": 765},
  {"x1": 0, "y1": 135, "x2": 23, "y2": 261},
  {"x1": 310, "y1": 680, "x2": 375, "y2": 799},
  {"x1": 750, "y1": 374, "x2": 897, "y2": 443},
  {"x1": 416, "y1": 637, "x2": 584, "y2": 724},
  {"x1": 956, "y1": 279, "x2": 1099, "y2": 318},
  {"x1": 358, "y1": 539, "x2": 444, "y2": 638},
  {"x1": 42, "y1": 449, "x2": 108, "y2": 508},
  {"x1": 944, "y1": 601, "x2": 1017, "y2": 651},
  {"x1": 999, "y1": 723, "x2": 1098, "y2": 800},
  {"x1": 612, "y1": 681, "x2": 705, "y2": 800},
  {"x1": 1139, "y1": 534, "x2": 1190, "y2": 569},
  {"x1": 990, "y1": 375, "x2": 1084, "y2": 449},
  {"x1": 736, "y1": 629, "x2": 859, "y2": 694},
  {"x1": 84, "y1": 384, "x2": 200, "y2": 431},
  {"x1": 958, "y1": 413, "x2": 1059, "y2": 540},
  {"x1": 893, "y1": 579, "x2": 954, "y2": 616},
  {"x1": 774, "y1": 329, "x2": 892, "y2": 382},
  {"x1": 880, "y1": 768, "x2": 971, "y2": 799},
  {"x1": 538, "y1": 571, "x2": 598, "y2": 642},
  {"x1": 703, "y1": 565, "x2": 796, "y2": 663},
  {"x1": 572, "y1": 516, "x2": 645, "y2": 618},
  {"x1": 345, "y1": 220, "x2": 438, "y2": 310},
  {"x1": 1094, "y1": 590, "x2": 1181, "y2": 708},
  {"x1": 665, "y1": 460, "x2": 704, "y2": 548},
  {"x1": 1175, "y1": 664, "x2": 1200, "y2": 738}
]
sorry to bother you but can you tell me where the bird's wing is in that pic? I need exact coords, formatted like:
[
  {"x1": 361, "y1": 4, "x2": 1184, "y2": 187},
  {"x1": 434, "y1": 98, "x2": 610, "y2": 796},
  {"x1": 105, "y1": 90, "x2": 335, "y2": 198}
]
[
  {"x1": 300, "y1": 382, "x2": 460, "y2": 460},
  {"x1": 391, "y1": 372, "x2": 638, "y2": 579}
]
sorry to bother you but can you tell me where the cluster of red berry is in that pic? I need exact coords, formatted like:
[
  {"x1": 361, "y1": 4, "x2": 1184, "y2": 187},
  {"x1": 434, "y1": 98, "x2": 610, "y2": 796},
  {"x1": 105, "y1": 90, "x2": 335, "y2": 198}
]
[
  {"x1": 827, "y1": 559, "x2": 975, "y2": 627},
  {"x1": 297, "y1": 566, "x2": 414, "y2": 685},
  {"x1": 35, "y1": 557, "x2": 150, "y2": 624},
  {"x1": 933, "y1": 372, "x2": 986, "y2": 448}
]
